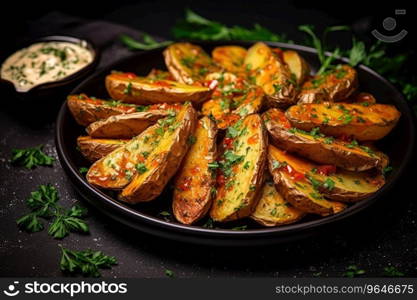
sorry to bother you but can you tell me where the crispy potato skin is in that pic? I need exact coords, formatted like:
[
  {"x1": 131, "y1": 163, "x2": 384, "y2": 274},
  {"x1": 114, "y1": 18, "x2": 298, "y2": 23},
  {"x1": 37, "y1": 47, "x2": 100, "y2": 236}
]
[
  {"x1": 67, "y1": 94, "x2": 138, "y2": 126},
  {"x1": 201, "y1": 72, "x2": 264, "y2": 129},
  {"x1": 269, "y1": 146, "x2": 385, "y2": 203},
  {"x1": 210, "y1": 114, "x2": 268, "y2": 222},
  {"x1": 282, "y1": 50, "x2": 310, "y2": 85},
  {"x1": 251, "y1": 182, "x2": 305, "y2": 226},
  {"x1": 172, "y1": 117, "x2": 218, "y2": 224},
  {"x1": 244, "y1": 42, "x2": 296, "y2": 108},
  {"x1": 105, "y1": 73, "x2": 212, "y2": 105},
  {"x1": 268, "y1": 145, "x2": 334, "y2": 215},
  {"x1": 286, "y1": 103, "x2": 401, "y2": 141},
  {"x1": 77, "y1": 136, "x2": 127, "y2": 162},
  {"x1": 146, "y1": 69, "x2": 176, "y2": 81},
  {"x1": 163, "y1": 43, "x2": 220, "y2": 84},
  {"x1": 86, "y1": 122, "x2": 163, "y2": 190},
  {"x1": 298, "y1": 65, "x2": 358, "y2": 103},
  {"x1": 212, "y1": 46, "x2": 247, "y2": 74},
  {"x1": 86, "y1": 110, "x2": 167, "y2": 139},
  {"x1": 119, "y1": 105, "x2": 197, "y2": 203},
  {"x1": 263, "y1": 108, "x2": 388, "y2": 171}
]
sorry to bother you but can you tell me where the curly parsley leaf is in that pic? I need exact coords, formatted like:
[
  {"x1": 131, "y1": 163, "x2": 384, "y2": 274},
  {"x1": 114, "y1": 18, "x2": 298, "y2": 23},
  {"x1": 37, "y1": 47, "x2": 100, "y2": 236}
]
[
  {"x1": 59, "y1": 246, "x2": 117, "y2": 277},
  {"x1": 17, "y1": 185, "x2": 89, "y2": 238},
  {"x1": 11, "y1": 145, "x2": 54, "y2": 169}
]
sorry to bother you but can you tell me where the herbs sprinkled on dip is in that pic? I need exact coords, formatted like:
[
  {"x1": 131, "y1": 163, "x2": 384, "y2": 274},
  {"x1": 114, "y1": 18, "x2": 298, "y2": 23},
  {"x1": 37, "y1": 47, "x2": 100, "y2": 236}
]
[{"x1": 1, "y1": 41, "x2": 93, "y2": 92}]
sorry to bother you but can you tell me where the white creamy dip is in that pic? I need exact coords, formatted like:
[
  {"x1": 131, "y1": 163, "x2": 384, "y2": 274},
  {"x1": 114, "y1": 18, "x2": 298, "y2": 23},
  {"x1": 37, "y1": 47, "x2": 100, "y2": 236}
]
[{"x1": 1, "y1": 41, "x2": 93, "y2": 92}]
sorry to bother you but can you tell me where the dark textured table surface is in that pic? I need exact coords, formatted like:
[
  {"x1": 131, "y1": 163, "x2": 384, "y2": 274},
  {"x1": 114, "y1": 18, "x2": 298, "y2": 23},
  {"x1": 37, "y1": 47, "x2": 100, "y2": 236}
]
[{"x1": 1, "y1": 2, "x2": 416, "y2": 278}]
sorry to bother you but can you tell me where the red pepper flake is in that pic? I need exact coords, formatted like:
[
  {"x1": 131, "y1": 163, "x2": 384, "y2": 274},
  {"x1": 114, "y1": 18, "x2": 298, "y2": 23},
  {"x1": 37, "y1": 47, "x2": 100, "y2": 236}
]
[
  {"x1": 178, "y1": 177, "x2": 192, "y2": 191},
  {"x1": 153, "y1": 80, "x2": 172, "y2": 88},
  {"x1": 216, "y1": 174, "x2": 226, "y2": 186},
  {"x1": 223, "y1": 137, "x2": 234, "y2": 149},
  {"x1": 317, "y1": 165, "x2": 337, "y2": 176},
  {"x1": 247, "y1": 133, "x2": 259, "y2": 145}
]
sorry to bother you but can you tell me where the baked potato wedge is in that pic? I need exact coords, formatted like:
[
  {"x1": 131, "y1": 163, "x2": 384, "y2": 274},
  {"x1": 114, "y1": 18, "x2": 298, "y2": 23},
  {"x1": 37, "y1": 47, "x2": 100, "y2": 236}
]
[
  {"x1": 163, "y1": 43, "x2": 220, "y2": 84},
  {"x1": 297, "y1": 65, "x2": 358, "y2": 103},
  {"x1": 269, "y1": 146, "x2": 385, "y2": 202},
  {"x1": 286, "y1": 103, "x2": 401, "y2": 141},
  {"x1": 268, "y1": 145, "x2": 335, "y2": 215},
  {"x1": 120, "y1": 104, "x2": 197, "y2": 203},
  {"x1": 244, "y1": 42, "x2": 296, "y2": 108},
  {"x1": 146, "y1": 68, "x2": 176, "y2": 81},
  {"x1": 282, "y1": 50, "x2": 310, "y2": 85},
  {"x1": 86, "y1": 110, "x2": 167, "y2": 139},
  {"x1": 106, "y1": 72, "x2": 212, "y2": 105},
  {"x1": 172, "y1": 117, "x2": 218, "y2": 225},
  {"x1": 210, "y1": 114, "x2": 267, "y2": 222},
  {"x1": 86, "y1": 120, "x2": 167, "y2": 190},
  {"x1": 67, "y1": 94, "x2": 140, "y2": 126},
  {"x1": 263, "y1": 108, "x2": 388, "y2": 171},
  {"x1": 77, "y1": 136, "x2": 127, "y2": 162},
  {"x1": 212, "y1": 46, "x2": 247, "y2": 74},
  {"x1": 251, "y1": 182, "x2": 305, "y2": 226}
]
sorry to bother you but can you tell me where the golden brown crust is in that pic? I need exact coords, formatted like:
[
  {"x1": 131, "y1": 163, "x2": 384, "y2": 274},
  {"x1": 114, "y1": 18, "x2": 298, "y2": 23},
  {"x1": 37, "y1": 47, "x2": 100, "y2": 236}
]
[
  {"x1": 268, "y1": 145, "x2": 385, "y2": 203},
  {"x1": 212, "y1": 45, "x2": 247, "y2": 74},
  {"x1": 244, "y1": 42, "x2": 296, "y2": 108},
  {"x1": 105, "y1": 73, "x2": 212, "y2": 105},
  {"x1": 172, "y1": 117, "x2": 218, "y2": 224},
  {"x1": 263, "y1": 108, "x2": 388, "y2": 171},
  {"x1": 268, "y1": 146, "x2": 334, "y2": 215},
  {"x1": 77, "y1": 136, "x2": 128, "y2": 162},
  {"x1": 286, "y1": 103, "x2": 401, "y2": 141},
  {"x1": 210, "y1": 114, "x2": 268, "y2": 222},
  {"x1": 119, "y1": 105, "x2": 197, "y2": 203},
  {"x1": 250, "y1": 182, "x2": 305, "y2": 226},
  {"x1": 86, "y1": 111, "x2": 167, "y2": 139},
  {"x1": 163, "y1": 43, "x2": 220, "y2": 84},
  {"x1": 67, "y1": 94, "x2": 138, "y2": 126},
  {"x1": 282, "y1": 50, "x2": 310, "y2": 85},
  {"x1": 297, "y1": 65, "x2": 358, "y2": 104}
]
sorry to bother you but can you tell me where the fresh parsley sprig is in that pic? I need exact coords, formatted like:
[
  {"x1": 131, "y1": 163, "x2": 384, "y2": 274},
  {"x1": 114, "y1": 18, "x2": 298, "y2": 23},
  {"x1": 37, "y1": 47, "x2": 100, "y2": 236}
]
[
  {"x1": 173, "y1": 9, "x2": 289, "y2": 42},
  {"x1": 59, "y1": 245, "x2": 117, "y2": 277},
  {"x1": 17, "y1": 184, "x2": 89, "y2": 239},
  {"x1": 120, "y1": 33, "x2": 172, "y2": 50},
  {"x1": 11, "y1": 145, "x2": 54, "y2": 169},
  {"x1": 298, "y1": 25, "x2": 349, "y2": 74}
]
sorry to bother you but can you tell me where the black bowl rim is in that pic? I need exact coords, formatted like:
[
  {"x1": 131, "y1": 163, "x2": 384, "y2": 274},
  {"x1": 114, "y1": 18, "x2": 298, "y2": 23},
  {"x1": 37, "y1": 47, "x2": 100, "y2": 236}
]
[
  {"x1": 55, "y1": 40, "x2": 415, "y2": 239},
  {"x1": 0, "y1": 35, "x2": 100, "y2": 94}
]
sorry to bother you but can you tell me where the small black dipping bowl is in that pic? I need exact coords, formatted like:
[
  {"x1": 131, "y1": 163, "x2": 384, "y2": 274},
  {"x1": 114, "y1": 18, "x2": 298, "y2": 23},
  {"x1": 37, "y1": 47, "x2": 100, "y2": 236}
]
[{"x1": 0, "y1": 35, "x2": 99, "y2": 101}]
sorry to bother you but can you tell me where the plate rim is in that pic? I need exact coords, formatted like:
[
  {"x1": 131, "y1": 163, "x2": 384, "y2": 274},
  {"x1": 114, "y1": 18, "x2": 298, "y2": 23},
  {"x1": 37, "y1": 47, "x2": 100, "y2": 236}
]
[{"x1": 55, "y1": 40, "x2": 416, "y2": 240}]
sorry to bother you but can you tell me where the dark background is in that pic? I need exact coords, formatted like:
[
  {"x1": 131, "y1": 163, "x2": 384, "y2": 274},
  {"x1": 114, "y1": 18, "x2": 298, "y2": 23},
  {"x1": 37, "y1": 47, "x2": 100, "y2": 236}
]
[{"x1": 0, "y1": 0, "x2": 416, "y2": 278}]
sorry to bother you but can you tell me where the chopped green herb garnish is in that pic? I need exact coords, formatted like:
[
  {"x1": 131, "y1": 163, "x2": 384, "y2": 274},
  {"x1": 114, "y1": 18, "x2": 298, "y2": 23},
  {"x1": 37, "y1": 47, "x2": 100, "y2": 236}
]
[{"x1": 11, "y1": 145, "x2": 55, "y2": 169}]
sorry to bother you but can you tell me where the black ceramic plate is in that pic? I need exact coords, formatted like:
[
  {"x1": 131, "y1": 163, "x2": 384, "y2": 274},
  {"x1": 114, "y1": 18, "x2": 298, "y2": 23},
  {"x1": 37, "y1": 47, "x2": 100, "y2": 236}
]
[{"x1": 55, "y1": 41, "x2": 415, "y2": 246}]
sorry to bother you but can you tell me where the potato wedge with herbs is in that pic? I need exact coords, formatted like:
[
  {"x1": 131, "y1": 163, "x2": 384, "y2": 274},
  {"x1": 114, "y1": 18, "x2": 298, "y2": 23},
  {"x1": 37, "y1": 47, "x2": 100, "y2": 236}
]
[
  {"x1": 146, "y1": 68, "x2": 176, "y2": 81},
  {"x1": 268, "y1": 145, "x2": 335, "y2": 215},
  {"x1": 251, "y1": 182, "x2": 305, "y2": 226},
  {"x1": 163, "y1": 43, "x2": 220, "y2": 84},
  {"x1": 286, "y1": 103, "x2": 401, "y2": 141},
  {"x1": 172, "y1": 117, "x2": 218, "y2": 225},
  {"x1": 244, "y1": 42, "x2": 296, "y2": 108},
  {"x1": 77, "y1": 136, "x2": 128, "y2": 162},
  {"x1": 201, "y1": 72, "x2": 264, "y2": 129},
  {"x1": 210, "y1": 114, "x2": 267, "y2": 222},
  {"x1": 269, "y1": 146, "x2": 385, "y2": 203},
  {"x1": 86, "y1": 120, "x2": 167, "y2": 190},
  {"x1": 282, "y1": 50, "x2": 310, "y2": 85},
  {"x1": 120, "y1": 104, "x2": 197, "y2": 203},
  {"x1": 86, "y1": 110, "x2": 167, "y2": 139},
  {"x1": 212, "y1": 46, "x2": 247, "y2": 74},
  {"x1": 263, "y1": 108, "x2": 388, "y2": 171},
  {"x1": 67, "y1": 94, "x2": 141, "y2": 126},
  {"x1": 297, "y1": 65, "x2": 358, "y2": 103},
  {"x1": 105, "y1": 72, "x2": 212, "y2": 105}
]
